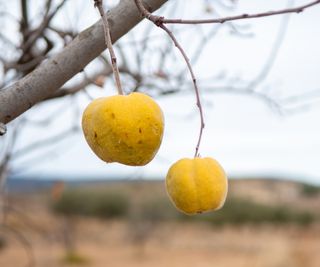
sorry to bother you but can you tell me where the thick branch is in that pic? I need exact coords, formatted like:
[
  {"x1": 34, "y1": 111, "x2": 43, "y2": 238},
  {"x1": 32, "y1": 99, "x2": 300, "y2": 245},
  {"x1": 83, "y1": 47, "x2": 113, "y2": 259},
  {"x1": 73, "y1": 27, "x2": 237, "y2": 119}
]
[{"x1": 0, "y1": 0, "x2": 168, "y2": 124}]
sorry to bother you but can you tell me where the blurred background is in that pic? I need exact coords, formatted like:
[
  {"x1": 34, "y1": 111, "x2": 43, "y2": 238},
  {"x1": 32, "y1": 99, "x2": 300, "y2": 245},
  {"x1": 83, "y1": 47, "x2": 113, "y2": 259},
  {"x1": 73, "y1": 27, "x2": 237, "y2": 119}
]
[{"x1": 0, "y1": 0, "x2": 320, "y2": 267}]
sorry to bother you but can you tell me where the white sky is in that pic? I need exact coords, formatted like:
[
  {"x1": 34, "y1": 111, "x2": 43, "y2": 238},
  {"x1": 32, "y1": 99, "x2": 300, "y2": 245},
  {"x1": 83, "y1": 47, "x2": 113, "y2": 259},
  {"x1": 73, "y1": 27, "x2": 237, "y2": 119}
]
[{"x1": 2, "y1": 0, "x2": 320, "y2": 184}]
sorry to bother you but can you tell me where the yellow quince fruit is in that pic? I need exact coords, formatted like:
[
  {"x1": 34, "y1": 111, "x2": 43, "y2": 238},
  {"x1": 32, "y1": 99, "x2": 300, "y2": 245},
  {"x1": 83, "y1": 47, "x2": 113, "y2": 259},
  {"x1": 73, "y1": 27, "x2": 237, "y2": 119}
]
[
  {"x1": 82, "y1": 92, "x2": 164, "y2": 166},
  {"x1": 166, "y1": 157, "x2": 228, "y2": 215}
]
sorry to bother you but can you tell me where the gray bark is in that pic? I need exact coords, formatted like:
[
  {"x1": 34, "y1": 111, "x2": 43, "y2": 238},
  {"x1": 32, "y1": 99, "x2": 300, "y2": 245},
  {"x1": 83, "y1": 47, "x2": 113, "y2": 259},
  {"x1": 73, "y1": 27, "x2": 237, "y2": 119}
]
[{"x1": 0, "y1": 0, "x2": 167, "y2": 124}]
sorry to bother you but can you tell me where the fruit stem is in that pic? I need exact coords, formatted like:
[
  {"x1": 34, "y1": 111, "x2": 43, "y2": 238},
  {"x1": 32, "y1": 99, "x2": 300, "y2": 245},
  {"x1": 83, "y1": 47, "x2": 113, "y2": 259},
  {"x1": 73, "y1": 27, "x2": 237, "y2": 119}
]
[
  {"x1": 134, "y1": 0, "x2": 205, "y2": 158},
  {"x1": 94, "y1": 0, "x2": 124, "y2": 95}
]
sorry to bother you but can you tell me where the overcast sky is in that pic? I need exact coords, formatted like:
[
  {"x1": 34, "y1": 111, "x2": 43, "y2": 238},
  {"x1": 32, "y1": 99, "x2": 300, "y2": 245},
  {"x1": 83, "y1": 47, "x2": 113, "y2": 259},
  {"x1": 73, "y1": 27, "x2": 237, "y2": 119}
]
[{"x1": 2, "y1": 0, "x2": 320, "y2": 184}]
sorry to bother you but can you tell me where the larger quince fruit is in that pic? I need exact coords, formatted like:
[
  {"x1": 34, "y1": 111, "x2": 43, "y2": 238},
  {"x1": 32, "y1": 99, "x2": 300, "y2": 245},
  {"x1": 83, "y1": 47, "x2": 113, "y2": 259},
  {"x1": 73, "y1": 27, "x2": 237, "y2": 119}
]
[
  {"x1": 166, "y1": 157, "x2": 228, "y2": 215},
  {"x1": 82, "y1": 92, "x2": 164, "y2": 166}
]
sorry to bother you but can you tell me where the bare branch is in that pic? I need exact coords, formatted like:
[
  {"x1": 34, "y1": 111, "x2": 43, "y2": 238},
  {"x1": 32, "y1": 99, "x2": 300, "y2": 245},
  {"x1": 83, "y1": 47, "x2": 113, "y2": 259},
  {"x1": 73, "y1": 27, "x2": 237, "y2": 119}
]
[
  {"x1": 20, "y1": 0, "x2": 29, "y2": 36},
  {"x1": 13, "y1": 126, "x2": 78, "y2": 160},
  {"x1": 46, "y1": 68, "x2": 112, "y2": 100},
  {"x1": 246, "y1": 2, "x2": 292, "y2": 91},
  {"x1": 2, "y1": 203, "x2": 50, "y2": 237},
  {"x1": 4, "y1": 56, "x2": 47, "y2": 73},
  {"x1": 280, "y1": 88, "x2": 320, "y2": 104},
  {"x1": 0, "y1": 0, "x2": 168, "y2": 124},
  {"x1": 0, "y1": 224, "x2": 35, "y2": 267},
  {"x1": 21, "y1": 0, "x2": 69, "y2": 54},
  {"x1": 161, "y1": 0, "x2": 320, "y2": 24}
]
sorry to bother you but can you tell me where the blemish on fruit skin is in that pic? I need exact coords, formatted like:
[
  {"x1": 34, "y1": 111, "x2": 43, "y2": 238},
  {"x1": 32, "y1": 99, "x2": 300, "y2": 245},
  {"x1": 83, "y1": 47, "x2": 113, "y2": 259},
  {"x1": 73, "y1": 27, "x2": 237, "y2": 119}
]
[
  {"x1": 138, "y1": 140, "x2": 143, "y2": 144},
  {"x1": 94, "y1": 132, "x2": 98, "y2": 138},
  {"x1": 139, "y1": 128, "x2": 142, "y2": 133},
  {"x1": 111, "y1": 113, "x2": 116, "y2": 119}
]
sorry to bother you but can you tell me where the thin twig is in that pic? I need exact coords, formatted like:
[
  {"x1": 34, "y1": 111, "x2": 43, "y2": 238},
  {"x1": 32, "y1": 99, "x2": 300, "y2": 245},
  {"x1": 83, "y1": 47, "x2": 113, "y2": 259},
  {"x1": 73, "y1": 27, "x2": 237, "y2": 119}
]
[
  {"x1": 147, "y1": 0, "x2": 320, "y2": 25},
  {"x1": 0, "y1": 224, "x2": 35, "y2": 267},
  {"x1": 134, "y1": 0, "x2": 205, "y2": 157},
  {"x1": 94, "y1": 0, "x2": 123, "y2": 95},
  {"x1": 13, "y1": 126, "x2": 77, "y2": 159},
  {"x1": 246, "y1": 0, "x2": 292, "y2": 91},
  {"x1": 21, "y1": 0, "x2": 68, "y2": 53}
]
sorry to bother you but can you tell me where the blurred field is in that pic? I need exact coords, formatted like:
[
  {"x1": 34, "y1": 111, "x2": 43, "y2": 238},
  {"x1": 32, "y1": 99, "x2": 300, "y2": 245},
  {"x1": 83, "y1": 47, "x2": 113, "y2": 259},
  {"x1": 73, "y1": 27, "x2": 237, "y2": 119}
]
[{"x1": 1, "y1": 178, "x2": 320, "y2": 267}]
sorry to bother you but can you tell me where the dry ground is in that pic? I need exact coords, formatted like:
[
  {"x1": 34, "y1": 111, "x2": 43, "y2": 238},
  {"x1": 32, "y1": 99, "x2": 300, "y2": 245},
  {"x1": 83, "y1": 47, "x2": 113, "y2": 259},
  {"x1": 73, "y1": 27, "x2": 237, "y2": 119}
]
[
  {"x1": 1, "y1": 220, "x2": 320, "y2": 267},
  {"x1": 1, "y1": 179, "x2": 319, "y2": 267}
]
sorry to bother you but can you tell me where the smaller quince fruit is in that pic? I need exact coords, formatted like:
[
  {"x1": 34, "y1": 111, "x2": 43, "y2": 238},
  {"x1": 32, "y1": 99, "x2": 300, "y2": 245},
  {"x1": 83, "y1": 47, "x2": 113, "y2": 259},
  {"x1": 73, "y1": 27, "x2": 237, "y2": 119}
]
[{"x1": 166, "y1": 157, "x2": 228, "y2": 215}]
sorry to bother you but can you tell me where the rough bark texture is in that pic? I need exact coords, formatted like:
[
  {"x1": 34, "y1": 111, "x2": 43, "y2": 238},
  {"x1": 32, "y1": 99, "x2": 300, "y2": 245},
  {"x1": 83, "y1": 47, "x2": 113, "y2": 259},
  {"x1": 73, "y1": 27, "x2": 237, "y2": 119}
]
[{"x1": 0, "y1": 0, "x2": 167, "y2": 124}]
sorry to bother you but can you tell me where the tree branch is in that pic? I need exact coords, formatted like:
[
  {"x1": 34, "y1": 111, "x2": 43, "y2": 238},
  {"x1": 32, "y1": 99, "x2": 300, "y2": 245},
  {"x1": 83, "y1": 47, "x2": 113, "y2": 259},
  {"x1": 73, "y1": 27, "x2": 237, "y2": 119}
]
[
  {"x1": 160, "y1": 0, "x2": 320, "y2": 24},
  {"x1": 0, "y1": 0, "x2": 168, "y2": 125},
  {"x1": 20, "y1": 0, "x2": 68, "y2": 54},
  {"x1": 0, "y1": 224, "x2": 35, "y2": 267}
]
